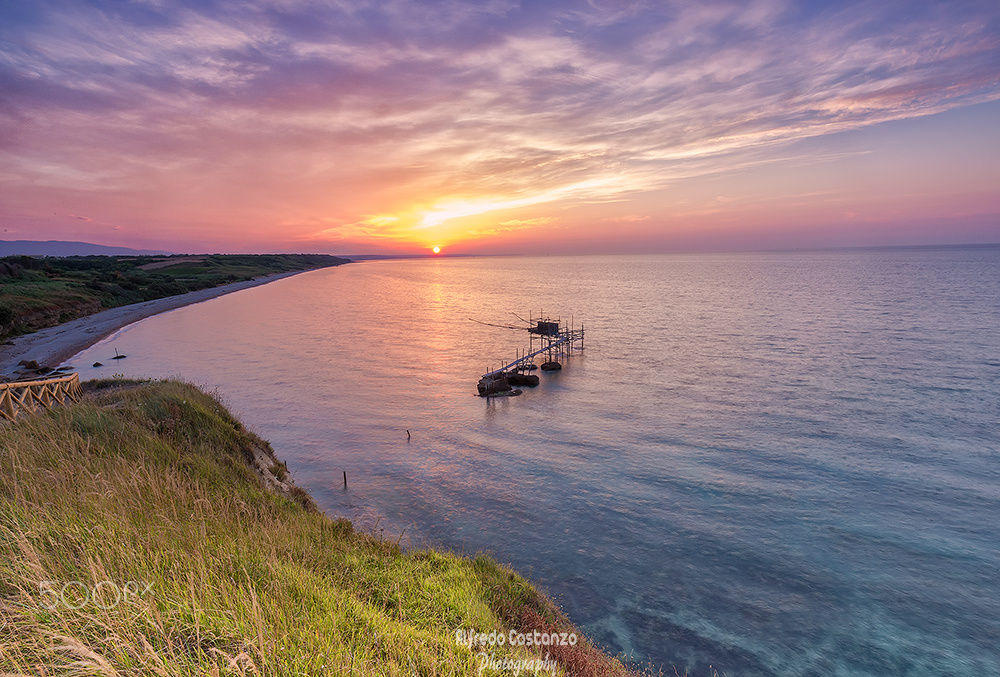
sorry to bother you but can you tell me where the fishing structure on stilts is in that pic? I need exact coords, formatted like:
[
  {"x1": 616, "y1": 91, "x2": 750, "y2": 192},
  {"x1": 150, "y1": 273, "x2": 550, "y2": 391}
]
[{"x1": 472, "y1": 312, "x2": 585, "y2": 397}]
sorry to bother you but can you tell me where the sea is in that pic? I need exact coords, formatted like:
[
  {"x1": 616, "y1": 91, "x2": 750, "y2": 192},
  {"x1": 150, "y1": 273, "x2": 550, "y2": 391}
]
[{"x1": 71, "y1": 247, "x2": 1000, "y2": 675}]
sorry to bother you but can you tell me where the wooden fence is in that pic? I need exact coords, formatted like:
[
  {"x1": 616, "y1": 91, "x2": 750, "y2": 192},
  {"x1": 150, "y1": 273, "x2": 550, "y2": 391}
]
[{"x1": 0, "y1": 373, "x2": 81, "y2": 422}]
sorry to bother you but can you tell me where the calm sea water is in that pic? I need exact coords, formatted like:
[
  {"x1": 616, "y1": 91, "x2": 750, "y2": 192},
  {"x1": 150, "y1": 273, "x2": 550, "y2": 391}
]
[{"x1": 72, "y1": 248, "x2": 1000, "y2": 675}]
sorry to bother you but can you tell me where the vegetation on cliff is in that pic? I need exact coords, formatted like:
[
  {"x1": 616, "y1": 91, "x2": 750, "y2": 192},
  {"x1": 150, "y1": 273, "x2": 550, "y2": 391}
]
[
  {"x1": 0, "y1": 380, "x2": 630, "y2": 675},
  {"x1": 0, "y1": 254, "x2": 349, "y2": 339}
]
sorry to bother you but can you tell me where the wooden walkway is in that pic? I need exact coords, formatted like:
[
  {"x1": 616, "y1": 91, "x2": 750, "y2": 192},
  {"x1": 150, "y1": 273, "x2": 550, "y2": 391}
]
[
  {"x1": 0, "y1": 373, "x2": 81, "y2": 422},
  {"x1": 481, "y1": 329, "x2": 584, "y2": 378}
]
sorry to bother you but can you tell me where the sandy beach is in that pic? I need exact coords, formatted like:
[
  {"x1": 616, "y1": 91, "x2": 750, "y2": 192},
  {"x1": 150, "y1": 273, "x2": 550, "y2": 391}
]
[{"x1": 0, "y1": 270, "x2": 317, "y2": 376}]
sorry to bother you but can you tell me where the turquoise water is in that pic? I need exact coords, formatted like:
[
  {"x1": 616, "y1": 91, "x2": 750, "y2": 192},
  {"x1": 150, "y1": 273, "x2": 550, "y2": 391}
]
[{"x1": 72, "y1": 247, "x2": 1000, "y2": 675}]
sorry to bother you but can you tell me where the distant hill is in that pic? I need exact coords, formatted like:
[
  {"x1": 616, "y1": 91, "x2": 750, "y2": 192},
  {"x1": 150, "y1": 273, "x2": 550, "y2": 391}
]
[{"x1": 0, "y1": 240, "x2": 170, "y2": 257}]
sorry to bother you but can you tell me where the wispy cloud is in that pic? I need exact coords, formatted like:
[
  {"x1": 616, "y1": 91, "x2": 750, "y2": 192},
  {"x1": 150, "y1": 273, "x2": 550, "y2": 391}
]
[{"x1": 0, "y1": 0, "x2": 997, "y2": 250}]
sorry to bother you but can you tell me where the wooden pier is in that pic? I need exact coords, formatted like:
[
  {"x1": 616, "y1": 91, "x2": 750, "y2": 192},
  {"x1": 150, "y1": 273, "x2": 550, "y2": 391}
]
[
  {"x1": 481, "y1": 327, "x2": 585, "y2": 378},
  {"x1": 0, "y1": 373, "x2": 81, "y2": 422},
  {"x1": 477, "y1": 315, "x2": 584, "y2": 396}
]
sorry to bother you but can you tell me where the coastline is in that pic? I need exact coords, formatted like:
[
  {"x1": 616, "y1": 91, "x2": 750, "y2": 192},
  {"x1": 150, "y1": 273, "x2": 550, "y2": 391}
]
[
  {"x1": 0, "y1": 268, "x2": 328, "y2": 376},
  {"x1": 0, "y1": 379, "x2": 630, "y2": 674}
]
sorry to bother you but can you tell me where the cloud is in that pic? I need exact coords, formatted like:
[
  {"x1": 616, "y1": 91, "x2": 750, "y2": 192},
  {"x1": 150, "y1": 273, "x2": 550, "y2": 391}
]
[
  {"x1": 0, "y1": 0, "x2": 998, "y2": 248},
  {"x1": 498, "y1": 217, "x2": 554, "y2": 227},
  {"x1": 604, "y1": 214, "x2": 649, "y2": 223}
]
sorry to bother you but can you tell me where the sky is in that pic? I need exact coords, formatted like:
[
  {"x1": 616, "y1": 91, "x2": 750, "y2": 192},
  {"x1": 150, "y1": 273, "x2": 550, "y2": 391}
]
[{"x1": 1, "y1": 0, "x2": 998, "y2": 255}]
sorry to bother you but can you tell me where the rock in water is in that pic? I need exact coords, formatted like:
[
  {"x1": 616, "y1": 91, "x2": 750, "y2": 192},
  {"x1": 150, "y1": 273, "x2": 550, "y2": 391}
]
[
  {"x1": 540, "y1": 361, "x2": 562, "y2": 371},
  {"x1": 93, "y1": 362, "x2": 104, "y2": 367},
  {"x1": 507, "y1": 373, "x2": 540, "y2": 387},
  {"x1": 477, "y1": 374, "x2": 511, "y2": 396}
]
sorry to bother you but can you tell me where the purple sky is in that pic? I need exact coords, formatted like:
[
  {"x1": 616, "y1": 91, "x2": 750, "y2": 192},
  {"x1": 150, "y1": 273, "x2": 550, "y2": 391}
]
[{"x1": 1, "y1": 0, "x2": 998, "y2": 254}]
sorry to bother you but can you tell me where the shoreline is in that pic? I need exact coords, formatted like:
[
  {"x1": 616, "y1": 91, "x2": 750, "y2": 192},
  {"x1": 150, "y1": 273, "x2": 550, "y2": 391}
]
[
  {"x1": 1, "y1": 268, "x2": 328, "y2": 376},
  {"x1": 1, "y1": 379, "x2": 628, "y2": 674}
]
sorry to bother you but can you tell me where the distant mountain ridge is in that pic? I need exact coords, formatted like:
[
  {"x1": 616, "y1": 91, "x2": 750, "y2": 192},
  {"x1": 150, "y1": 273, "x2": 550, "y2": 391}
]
[{"x1": 0, "y1": 240, "x2": 170, "y2": 257}]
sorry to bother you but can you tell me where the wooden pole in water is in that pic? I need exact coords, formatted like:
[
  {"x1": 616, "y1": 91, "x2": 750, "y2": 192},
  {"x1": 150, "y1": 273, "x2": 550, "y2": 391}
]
[{"x1": 343, "y1": 471, "x2": 347, "y2": 489}]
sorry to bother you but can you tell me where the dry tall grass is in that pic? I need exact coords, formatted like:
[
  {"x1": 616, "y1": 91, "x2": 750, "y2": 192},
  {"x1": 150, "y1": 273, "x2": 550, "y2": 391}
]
[{"x1": 0, "y1": 379, "x2": 631, "y2": 676}]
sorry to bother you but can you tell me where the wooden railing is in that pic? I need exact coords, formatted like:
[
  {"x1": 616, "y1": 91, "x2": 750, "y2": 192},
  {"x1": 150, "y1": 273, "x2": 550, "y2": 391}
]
[{"x1": 0, "y1": 373, "x2": 81, "y2": 422}]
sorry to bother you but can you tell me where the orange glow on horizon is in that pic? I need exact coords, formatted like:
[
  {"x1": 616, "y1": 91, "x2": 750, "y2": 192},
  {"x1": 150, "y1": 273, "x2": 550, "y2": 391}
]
[{"x1": 5, "y1": 2, "x2": 997, "y2": 255}]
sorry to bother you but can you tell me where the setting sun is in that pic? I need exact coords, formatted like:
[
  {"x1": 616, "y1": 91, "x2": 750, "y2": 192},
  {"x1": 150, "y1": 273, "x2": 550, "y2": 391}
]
[{"x1": 432, "y1": 246, "x2": 441, "y2": 254}]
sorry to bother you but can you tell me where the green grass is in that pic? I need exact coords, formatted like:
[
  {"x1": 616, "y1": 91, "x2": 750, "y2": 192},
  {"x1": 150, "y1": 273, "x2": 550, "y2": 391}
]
[
  {"x1": 0, "y1": 380, "x2": 630, "y2": 676},
  {"x1": 0, "y1": 254, "x2": 350, "y2": 339}
]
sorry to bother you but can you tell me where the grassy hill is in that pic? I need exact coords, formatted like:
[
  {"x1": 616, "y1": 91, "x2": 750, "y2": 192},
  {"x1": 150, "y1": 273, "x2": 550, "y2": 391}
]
[
  {"x1": 0, "y1": 380, "x2": 630, "y2": 676},
  {"x1": 0, "y1": 254, "x2": 349, "y2": 340}
]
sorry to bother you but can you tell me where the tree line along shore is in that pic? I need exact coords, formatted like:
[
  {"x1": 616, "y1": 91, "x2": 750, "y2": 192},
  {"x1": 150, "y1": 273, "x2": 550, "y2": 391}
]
[{"x1": 0, "y1": 253, "x2": 350, "y2": 341}]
